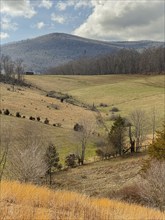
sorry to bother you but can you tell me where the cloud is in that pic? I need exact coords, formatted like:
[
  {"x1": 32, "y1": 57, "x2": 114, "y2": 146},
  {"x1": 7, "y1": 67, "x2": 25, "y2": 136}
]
[
  {"x1": 51, "y1": 14, "x2": 65, "y2": 24},
  {"x1": 56, "y1": 0, "x2": 92, "y2": 11},
  {"x1": 73, "y1": 0, "x2": 164, "y2": 41},
  {"x1": 39, "y1": 0, "x2": 53, "y2": 9},
  {"x1": 36, "y1": 22, "x2": 46, "y2": 29},
  {"x1": 0, "y1": 32, "x2": 9, "y2": 40},
  {"x1": 0, "y1": 0, "x2": 36, "y2": 18},
  {"x1": 1, "y1": 17, "x2": 18, "y2": 31}
]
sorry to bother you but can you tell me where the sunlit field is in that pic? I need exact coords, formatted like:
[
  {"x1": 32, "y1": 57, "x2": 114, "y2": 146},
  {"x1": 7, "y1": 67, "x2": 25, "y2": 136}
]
[{"x1": 1, "y1": 180, "x2": 165, "y2": 220}]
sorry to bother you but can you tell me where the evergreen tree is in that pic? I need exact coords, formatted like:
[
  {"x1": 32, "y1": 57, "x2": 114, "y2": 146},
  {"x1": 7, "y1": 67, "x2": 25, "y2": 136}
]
[
  {"x1": 45, "y1": 143, "x2": 59, "y2": 185},
  {"x1": 148, "y1": 124, "x2": 165, "y2": 160},
  {"x1": 109, "y1": 116, "x2": 126, "y2": 155}
]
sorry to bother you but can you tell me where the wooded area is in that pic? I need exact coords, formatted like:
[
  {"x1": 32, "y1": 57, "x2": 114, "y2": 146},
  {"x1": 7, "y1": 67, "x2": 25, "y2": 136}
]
[{"x1": 47, "y1": 47, "x2": 165, "y2": 75}]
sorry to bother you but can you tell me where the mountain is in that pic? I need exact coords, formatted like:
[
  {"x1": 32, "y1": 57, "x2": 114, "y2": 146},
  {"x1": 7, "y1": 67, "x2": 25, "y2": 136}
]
[{"x1": 1, "y1": 33, "x2": 164, "y2": 73}]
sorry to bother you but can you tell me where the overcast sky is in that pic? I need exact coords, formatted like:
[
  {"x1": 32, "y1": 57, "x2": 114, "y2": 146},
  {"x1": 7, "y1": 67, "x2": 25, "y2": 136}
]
[{"x1": 0, "y1": 0, "x2": 164, "y2": 44}]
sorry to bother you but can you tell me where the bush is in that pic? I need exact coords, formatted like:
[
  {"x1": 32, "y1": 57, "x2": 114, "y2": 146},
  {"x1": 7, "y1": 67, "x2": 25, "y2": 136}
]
[
  {"x1": 44, "y1": 118, "x2": 49, "y2": 124},
  {"x1": 109, "y1": 184, "x2": 142, "y2": 204},
  {"x1": 4, "y1": 109, "x2": 10, "y2": 115},
  {"x1": 16, "y1": 112, "x2": 21, "y2": 117},
  {"x1": 148, "y1": 124, "x2": 165, "y2": 160},
  {"x1": 138, "y1": 160, "x2": 165, "y2": 211},
  {"x1": 100, "y1": 103, "x2": 108, "y2": 107},
  {"x1": 37, "y1": 117, "x2": 40, "y2": 121},
  {"x1": 0, "y1": 110, "x2": 2, "y2": 114},
  {"x1": 110, "y1": 107, "x2": 119, "y2": 112},
  {"x1": 29, "y1": 116, "x2": 35, "y2": 120},
  {"x1": 73, "y1": 123, "x2": 83, "y2": 131},
  {"x1": 65, "y1": 154, "x2": 77, "y2": 168}
]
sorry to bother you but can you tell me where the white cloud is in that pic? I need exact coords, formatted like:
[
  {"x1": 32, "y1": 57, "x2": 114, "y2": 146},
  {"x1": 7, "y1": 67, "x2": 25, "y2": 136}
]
[
  {"x1": 0, "y1": 32, "x2": 9, "y2": 40},
  {"x1": 51, "y1": 14, "x2": 65, "y2": 24},
  {"x1": 39, "y1": 0, "x2": 53, "y2": 9},
  {"x1": 0, "y1": 0, "x2": 36, "y2": 18},
  {"x1": 36, "y1": 22, "x2": 46, "y2": 29},
  {"x1": 56, "y1": 0, "x2": 92, "y2": 11},
  {"x1": 1, "y1": 17, "x2": 18, "y2": 31},
  {"x1": 73, "y1": 0, "x2": 164, "y2": 41}
]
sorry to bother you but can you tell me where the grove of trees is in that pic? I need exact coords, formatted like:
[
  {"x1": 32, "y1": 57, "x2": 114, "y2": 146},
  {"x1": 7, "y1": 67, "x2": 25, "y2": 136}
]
[
  {"x1": 47, "y1": 47, "x2": 165, "y2": 75},
  {"x1": 0, "y1": 54, "x2": 25, "y2": 85}
]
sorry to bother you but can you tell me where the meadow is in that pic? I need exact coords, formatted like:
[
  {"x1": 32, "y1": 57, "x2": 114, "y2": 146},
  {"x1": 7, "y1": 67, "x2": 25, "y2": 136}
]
[
  {"x1": 1, "y1": 74, "x2": 164, "y2": 162},
  {"x1": 26, "y1": 74, "x2": 165, "y2": 123}
]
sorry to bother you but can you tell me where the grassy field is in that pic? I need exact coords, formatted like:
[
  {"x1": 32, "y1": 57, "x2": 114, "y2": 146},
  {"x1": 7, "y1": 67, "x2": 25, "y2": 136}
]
[
  {"x1": 1, "y1": 180, "x2": 165, "y2": 220},
  {"x1": 1, "y1": 74, "x2": 164, "y2": 162},
  {"x1": 26, "y1": 74, "x2": 165, "y2": 124}
]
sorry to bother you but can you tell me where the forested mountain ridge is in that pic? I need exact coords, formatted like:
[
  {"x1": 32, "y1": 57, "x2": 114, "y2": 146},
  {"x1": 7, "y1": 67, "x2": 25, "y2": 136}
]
[{"x1": 1, "y1": 33, "x2": 164, "y2": 73}]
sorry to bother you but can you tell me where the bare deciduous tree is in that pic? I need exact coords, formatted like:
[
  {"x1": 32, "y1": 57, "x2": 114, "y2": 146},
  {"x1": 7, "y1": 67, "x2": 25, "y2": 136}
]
[
  {"x1": 77, "y1": 119, "x2": 94, "y2": 165},
  {"x1": 129, "y1": 109, "x2": 148, "y2": 151}
]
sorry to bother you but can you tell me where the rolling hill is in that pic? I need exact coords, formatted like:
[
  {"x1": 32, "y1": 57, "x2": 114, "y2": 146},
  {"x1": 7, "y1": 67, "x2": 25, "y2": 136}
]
[{"x1": 1, "y1": 33, "x2": 164, "y2": 72}]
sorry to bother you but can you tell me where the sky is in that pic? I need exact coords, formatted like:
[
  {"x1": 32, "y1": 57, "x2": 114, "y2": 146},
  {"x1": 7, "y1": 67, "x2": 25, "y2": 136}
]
[{"x1": 0, "y1": 0, "x2": 164, "y2": 44}]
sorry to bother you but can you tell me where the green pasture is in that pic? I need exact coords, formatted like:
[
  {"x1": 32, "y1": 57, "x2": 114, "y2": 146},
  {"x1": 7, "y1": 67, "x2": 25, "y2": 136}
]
[{"x1": 26, "y1": 74, "x2": 165, "y2": 124}]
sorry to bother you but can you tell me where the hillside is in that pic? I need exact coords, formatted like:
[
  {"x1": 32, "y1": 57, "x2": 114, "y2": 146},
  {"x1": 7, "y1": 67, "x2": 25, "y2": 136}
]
[
  {"x1": 26, "y1": 74, "x2": 165, "y2": 127},
  {"x1": 1, "y1": 33, "x2": 164, "y2": 72},
  {"x1": 1, "y1": 180, "x2": 165, "y2": 220},
  {"x1": 1, "y1": 74, "x2": 164, "y2": 164}
]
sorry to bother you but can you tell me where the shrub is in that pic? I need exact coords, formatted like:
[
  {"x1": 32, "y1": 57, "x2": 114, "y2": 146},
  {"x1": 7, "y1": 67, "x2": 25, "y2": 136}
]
[
  {"x1": 73, "y1": 123, "x2": 83, "y2": 131},
  {"x1": 37, "y1": 117, "x2": 40, "y2": 122},
  {"x1": 44, "y1": 118, "x2": 49, "y2": 124},
  {"x1": 16, "y1": 112, "x2": 21, "y2": 117},
  {"x1": 4, "y1": 109, "x2": 10, "y2": 115},
  {"x1": 110, "y1": 107, "x2": 119, "y2": 112},
  {"x1": 65, "y1": 154, "x2": 77, "y2": 168},
  {"x1": 22, "y1": 116, "x2": 26, "y2": 118},
  {"x1": 100, "y1": 103, "x2": 108, "y2": 107},
  {"x1": 148, "y1": 124, "x2": 165, "y2": 160},
  {"x1": 0, "y1": 110, "x2": 2, "y2": 114},
  {"x1": 139, "y1": 160, "x2": 165, "y2": 211},
  {"x1": 29, "y1": 116, "x2": 35, "y2": 120}
]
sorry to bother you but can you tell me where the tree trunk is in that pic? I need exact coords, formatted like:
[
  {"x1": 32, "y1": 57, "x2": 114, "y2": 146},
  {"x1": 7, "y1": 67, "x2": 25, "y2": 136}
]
[
  {"x1": 81, "y1": 142, "x2": 86, "y2": 165},
  {"x1": 49, "y1": 168, "x2": 52, "y2": 185},
  {"x1": 129, "y1": 125, "x2": 135, "y2": 153}
]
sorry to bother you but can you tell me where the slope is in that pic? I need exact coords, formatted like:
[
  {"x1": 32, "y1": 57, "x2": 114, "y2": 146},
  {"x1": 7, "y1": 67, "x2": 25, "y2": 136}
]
[{"x1": 1, "y1": 33, "x2": 164, "y2": 72}]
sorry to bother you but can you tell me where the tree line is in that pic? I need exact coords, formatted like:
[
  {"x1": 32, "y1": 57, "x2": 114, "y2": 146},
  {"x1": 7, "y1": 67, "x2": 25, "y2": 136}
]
[{"x1": 47, "y1": 47, "x2": 165, "y2": 75}]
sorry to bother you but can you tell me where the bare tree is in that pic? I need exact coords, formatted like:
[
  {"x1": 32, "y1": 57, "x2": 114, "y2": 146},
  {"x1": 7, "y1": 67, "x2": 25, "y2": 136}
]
[
  {"x1": 14, "y1": 58, "x2": 25, "y2": 82},
  {"x1": 77, "y1": 119, "x2": 94, "y2": 165},
  {"x1": 129, "y1": 109, "x2": 148, "y2": 151},
  {"x1": 150, "y1": 107, "x2": 157, "y2": 143}
]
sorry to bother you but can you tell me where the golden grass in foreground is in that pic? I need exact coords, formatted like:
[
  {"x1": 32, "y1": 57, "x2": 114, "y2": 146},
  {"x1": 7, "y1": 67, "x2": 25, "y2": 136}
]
[{"x1": 1, "y1": 181, "x2": 165, "y2": 220}]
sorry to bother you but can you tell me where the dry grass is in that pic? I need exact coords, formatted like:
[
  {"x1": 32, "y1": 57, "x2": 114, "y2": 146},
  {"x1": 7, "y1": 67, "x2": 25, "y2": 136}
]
[
  {"x1": 0, "y1": 83, "x2": 96, "y2": 129},
  {"x1": 1, "y1": 180, "x2": 165, "y2": 220},
  {"x1": 25, "y1": 74, "x2": 165, "y2": 126},
  {"x1": 0, "y1": 82, "x2": 97, "y2": 161},
  {"x1": 52, "y1": 154, "x2": 146, "y2": 197}
]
